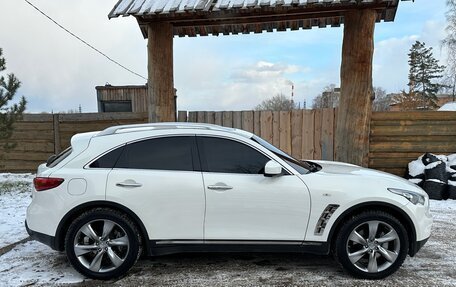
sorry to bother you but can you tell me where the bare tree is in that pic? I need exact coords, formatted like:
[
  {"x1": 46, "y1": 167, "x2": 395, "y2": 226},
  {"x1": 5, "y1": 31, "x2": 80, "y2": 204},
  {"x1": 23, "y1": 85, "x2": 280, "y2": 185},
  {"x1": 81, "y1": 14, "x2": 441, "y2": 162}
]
[
  {"x1": 312, "y1": 84, "x2": 339, "y2": 109},
  {"x1": 255, "y1": 93, "x2": 297, "y2": 111},
  {"x1": 372, "y1": 87, "x2": 391, "y2": 111},
  {"x1": 442, "y1": 0, "x2": 456, "y2": 101}
]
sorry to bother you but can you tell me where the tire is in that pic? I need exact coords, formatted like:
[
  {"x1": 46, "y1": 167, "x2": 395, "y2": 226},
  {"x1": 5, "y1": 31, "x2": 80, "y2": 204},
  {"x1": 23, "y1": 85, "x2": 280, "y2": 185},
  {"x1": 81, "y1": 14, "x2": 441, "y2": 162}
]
[
  {"x1": 64, "y1": 208, "x2": 142, "y2": 280},
  {"x1": 334, "y1": 211, "x2": 408, "y2": 279}
]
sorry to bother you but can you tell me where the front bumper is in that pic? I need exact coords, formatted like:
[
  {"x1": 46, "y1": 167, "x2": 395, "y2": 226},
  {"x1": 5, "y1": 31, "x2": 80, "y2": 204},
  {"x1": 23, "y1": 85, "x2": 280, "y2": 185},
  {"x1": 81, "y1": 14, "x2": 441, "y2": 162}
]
[
  {"x1": 409, "y1": 237, "x2": 429, "y2": 257},
  {"x1": 25, "y1": 220, "x2": 58, "y2": 251}
]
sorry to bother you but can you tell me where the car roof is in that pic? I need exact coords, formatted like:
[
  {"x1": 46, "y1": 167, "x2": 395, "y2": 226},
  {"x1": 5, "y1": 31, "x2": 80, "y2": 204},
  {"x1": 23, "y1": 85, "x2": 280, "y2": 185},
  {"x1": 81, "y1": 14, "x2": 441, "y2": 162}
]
[{"x1": 96, "y1": 122, "x2": 253, "y2": 139}]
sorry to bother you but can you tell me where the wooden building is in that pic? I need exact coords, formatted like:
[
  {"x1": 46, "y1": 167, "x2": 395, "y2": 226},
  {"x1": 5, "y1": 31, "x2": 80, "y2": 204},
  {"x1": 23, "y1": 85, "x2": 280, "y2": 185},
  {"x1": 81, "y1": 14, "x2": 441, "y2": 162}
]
[
  {"x1": 108, "y1": 0, "x2": 411, "y2": 167},
  {"x1": 96, "y1": 85, "x2": 148, "y2": 113}
]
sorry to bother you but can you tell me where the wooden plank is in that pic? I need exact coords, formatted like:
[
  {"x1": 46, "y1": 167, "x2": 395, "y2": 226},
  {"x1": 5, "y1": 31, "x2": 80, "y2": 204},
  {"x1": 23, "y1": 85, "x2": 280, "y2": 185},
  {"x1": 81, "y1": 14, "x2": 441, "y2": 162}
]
[
  {"x1": 58, "y1": 112, "x2": 147, "y2": 122},
  {"x1": 177, "y1": 111, "x2": 188, "y2": 122},
  {"x1": 12, "y1": 122, "x2": 53, "y2": 130},
  {"x1": 368, "y1": 157, "x2": 418, "y2": 168},
  {"x1": 272, "y1": 111, "x2": 280, "y2": 147},
  {"x1": 214, "y1": 112, "x2": 223, "y2": 126},
  {"x1": 197, "y1": 111, "x2": 206, "y2": 123},
  {"x1": 371, "y1": 125, "x2": 456, "y2": 136},
  {"x1": 253, "y1": 111, "x2": 261, "y2": 136},
  {"x1": 370, "y1": 135, "x2": 456, "y2": 143},
  {"x1": 9, "y1": 131, "x2": 54, "y2": 141},
  {"x1": 313, "y1": 109, "x2": 322, "y2": 160},
  {"x1": 53, "y1": 114, "x2": 61, "y2": 154},
  {"x1": 0, "y1": 141, "x2": 54, "y2": 152},
  {"x1": 233, "y1": 111, "x2": 242, "y2": 129},
  {"x1": 321, "y1": 108, "x2": 334, "y2": 161},
  {"x1": 302, "y1": 110, "x2": 315, "y2": 160},
  {"x1": 260, "y1": 111, "x2": 273, "y2": 144},
  {"x1": 371, "y1": 120, "x2": 456, "y2": 127},
  {"x1": 372, "y1": 167, "x2": 406, "y2": 177},
  {"x1": 222, "y1": 111, "x2": 233, "y2": 127},
  {"x1": 206, "y1": 112, "x2": 215, "y2": 124},
  {"x1": 372, "y1": 111, "x2": 456, "y2": 121},
  {"x1": 291, "y1": 110, "x2": 303, "y2": 159},
  {"x1": 241, "y1": 111, "x2": 254, "y2": 132},
  {"x1": 279, "y1": 111, "x2": 291, "y2": 154},
  {"x1": 3, "y1": 152, "x2": 53, "y2": 161},
  {"x1": 368, "y1": 152, "x2": 425, "y2": 159},
  {"x1": 188, "y1": 112, "x2": 197, "y2": 122},
  {"x1": 370, "y1": 141, "x2": 456, "y2": 153}
]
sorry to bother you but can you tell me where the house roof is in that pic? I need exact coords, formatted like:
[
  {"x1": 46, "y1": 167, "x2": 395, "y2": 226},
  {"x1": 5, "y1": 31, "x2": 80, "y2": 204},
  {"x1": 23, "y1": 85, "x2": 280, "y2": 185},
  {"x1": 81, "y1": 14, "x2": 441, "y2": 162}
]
[{"x1": 109, "y1": 0, "x2": 409, "y2": 37}]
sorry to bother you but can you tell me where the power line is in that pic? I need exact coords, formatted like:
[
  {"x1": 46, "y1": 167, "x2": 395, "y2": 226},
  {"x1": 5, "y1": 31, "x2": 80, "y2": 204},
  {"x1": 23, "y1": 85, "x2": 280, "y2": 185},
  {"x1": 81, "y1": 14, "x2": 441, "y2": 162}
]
[{"x1": 23, "y1": 0, "x2": 147, "y2": 81}]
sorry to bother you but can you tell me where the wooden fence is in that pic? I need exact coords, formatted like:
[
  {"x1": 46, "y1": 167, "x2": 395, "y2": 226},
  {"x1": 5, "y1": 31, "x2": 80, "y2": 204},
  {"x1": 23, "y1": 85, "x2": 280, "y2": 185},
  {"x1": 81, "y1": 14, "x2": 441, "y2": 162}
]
[
  {"x1": 0, "y1": 113, "x2": 148, "y2": 172},
  {"x1": 179, "y1": 109, "x2": 337, "y2": 162},
  {"x1": 369, "y1": 111, "x2": 456, "y2": 176},
  {"x1": 1, "y1": 110, "x2": 455, "y2": 176}
]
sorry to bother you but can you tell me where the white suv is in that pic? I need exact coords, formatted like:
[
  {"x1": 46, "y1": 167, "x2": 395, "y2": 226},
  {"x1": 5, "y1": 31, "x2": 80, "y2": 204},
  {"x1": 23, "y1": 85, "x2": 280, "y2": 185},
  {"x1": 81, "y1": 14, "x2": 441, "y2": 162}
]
[{"x1": 26, "y1": 123, "x2": 432, "y2": 280}]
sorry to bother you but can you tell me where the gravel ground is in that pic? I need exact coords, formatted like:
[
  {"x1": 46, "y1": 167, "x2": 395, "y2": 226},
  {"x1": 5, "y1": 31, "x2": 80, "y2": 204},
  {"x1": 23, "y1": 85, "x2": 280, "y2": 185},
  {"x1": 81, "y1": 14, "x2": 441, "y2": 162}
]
[{"x1": 0, "y1": 174, "x2": 455, "y2": 286}]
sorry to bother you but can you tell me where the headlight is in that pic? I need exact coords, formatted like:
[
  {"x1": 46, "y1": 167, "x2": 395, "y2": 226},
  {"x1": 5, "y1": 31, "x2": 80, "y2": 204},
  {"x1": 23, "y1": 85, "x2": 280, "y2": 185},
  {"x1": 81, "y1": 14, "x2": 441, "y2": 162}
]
[{"x1": 388, "y1": 188, "x2": 426, "y2": 205}]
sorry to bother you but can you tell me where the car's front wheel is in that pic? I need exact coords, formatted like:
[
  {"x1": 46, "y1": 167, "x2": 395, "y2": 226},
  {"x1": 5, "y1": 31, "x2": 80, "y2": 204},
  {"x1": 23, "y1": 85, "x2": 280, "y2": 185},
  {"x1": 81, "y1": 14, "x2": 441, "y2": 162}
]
[
  {"x1": 64, "y1": 208, "x2": 142, "y2": 280},
  {"x1": 334, "y1": 211, "x2": 409, "y2": 279}
]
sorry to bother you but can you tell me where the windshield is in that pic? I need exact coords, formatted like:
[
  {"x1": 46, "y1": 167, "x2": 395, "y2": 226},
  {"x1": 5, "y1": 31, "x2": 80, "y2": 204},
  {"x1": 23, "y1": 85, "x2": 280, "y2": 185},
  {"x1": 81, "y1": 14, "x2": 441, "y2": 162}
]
[{"x1": 251, "y1": 135, "x2": 317, "y2": 174}]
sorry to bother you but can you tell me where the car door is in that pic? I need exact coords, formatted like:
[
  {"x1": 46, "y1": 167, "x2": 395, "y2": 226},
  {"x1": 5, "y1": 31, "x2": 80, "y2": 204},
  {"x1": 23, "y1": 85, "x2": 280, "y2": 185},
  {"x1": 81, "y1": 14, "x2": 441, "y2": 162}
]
[
  {"x1": 105, "y1": 135, "x2": 206, "y2": 241},
  {"x1": 197, "y1": 136, "x2": 311, "y2": 242}
]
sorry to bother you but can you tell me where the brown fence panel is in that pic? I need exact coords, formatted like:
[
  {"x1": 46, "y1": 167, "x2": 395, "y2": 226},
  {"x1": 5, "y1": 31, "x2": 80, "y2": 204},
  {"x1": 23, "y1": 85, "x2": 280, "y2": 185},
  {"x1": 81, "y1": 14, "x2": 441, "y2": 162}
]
[
  {"x1": 3, "y1": 108, "x2": 413, "y2": 174},
  {"x1": 260, "y1": 111, "x2": 273, "y2": 144},
  {"x1": 369, "y1": 111, "x2": 456, "y2": 176}
]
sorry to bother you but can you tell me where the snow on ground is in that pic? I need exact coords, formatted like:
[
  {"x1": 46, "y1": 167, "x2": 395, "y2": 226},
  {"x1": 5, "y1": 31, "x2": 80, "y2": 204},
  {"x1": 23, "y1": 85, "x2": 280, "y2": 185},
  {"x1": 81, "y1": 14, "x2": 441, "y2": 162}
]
[
  {"x1": 438, "y1": 102, "x2": 456, "y2": 111},
  {"x1": 0, "y1": 173, "x2": 455, "y2": 286},
  {"x1": 0, "y1": 174, "x2": 33, "y2": 248}
]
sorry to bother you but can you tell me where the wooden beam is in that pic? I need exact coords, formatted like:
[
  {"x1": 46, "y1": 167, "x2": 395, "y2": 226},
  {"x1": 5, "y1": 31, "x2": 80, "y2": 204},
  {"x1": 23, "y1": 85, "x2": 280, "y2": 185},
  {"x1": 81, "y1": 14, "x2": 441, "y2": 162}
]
[
  {"x1": 335, "y1": 9, "x2": 376, "y2": 167},
  {"x1": 147, "y1": 22, "x2": 175, "y2": 122}
]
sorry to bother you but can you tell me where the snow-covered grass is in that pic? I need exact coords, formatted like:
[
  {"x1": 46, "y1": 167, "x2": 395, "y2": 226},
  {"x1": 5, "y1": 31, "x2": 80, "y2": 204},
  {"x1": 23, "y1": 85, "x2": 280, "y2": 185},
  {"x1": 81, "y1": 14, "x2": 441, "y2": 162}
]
[
  {"x1": 0, "y1": 173, "x2": 455, "y2": 286},
  {"x1": 0, "y1": 174, "x2": 33, "y2": 248}
]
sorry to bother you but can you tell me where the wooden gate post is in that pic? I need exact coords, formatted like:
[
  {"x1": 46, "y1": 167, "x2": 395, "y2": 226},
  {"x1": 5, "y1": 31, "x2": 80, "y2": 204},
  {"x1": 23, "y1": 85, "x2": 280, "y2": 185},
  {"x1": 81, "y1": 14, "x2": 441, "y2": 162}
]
[
  {"x1": 335, "y1": 9, "x2": 376, "y2": 167},
  {"x1": 147, "y1": 23, "x2": 175, "y2": 122}
]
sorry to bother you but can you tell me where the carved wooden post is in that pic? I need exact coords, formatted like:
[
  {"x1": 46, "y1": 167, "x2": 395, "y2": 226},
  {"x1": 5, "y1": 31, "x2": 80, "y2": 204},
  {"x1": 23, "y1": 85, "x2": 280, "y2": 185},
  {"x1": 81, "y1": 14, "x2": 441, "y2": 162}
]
[
  {"x1": 335, "y1": 9, "x2": 376, "y2": 167},
  {"x1": 147, "y1": 23, "x2": 175, "y2": 122}
]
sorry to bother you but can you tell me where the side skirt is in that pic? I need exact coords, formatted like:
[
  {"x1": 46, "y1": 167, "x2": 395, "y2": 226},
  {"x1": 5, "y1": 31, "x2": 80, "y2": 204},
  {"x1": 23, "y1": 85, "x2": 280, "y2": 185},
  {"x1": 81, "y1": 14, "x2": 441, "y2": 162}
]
[{"x1": 147, "y1": 240, "x2": 330, "y2": 256}]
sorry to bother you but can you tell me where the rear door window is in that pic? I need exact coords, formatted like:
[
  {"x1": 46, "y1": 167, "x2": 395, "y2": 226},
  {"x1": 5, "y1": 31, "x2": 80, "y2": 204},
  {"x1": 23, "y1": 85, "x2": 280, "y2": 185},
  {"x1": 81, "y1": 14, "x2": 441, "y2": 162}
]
[{"x1": 115, "y1": 136, "x2": 199, "y2": 171}]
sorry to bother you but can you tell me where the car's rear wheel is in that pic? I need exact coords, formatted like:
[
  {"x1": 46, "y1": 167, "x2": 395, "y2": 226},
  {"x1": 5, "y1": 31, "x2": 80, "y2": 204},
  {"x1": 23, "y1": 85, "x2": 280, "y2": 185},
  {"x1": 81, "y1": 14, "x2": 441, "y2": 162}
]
[
  {"x1": 334, "y1": 211, "x2": 408, "y2": 279},
  {"x1": 64, "y1": 208, "x2": 142, "y2": 280}
]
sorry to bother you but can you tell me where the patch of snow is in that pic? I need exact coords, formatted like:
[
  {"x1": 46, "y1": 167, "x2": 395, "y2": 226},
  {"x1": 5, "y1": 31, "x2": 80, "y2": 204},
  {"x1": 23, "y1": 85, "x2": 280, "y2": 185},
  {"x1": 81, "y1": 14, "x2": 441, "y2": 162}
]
[
  {"x1": 0, "y1": 174, "x2": 34, "y2": 249},
  {"x1": 438, "y1": 101, "x2": 456, "y2": 111},
  {"x1": 408, "y1": 159, "x2": 425, "y2": 177},
  {"x1": 424, "y1": 161, "x2": 443, "y2": 170},
  {"x1": 408, "y1": 178, "x2": 423, "y2": 184},
  {"x1": 448, "y1": 180, "x2": 456, "y2": 187},
  {"x1": 447, "y1": 154, "x2": 456, "y2": 162},
  {"x1": 426, "y1": 179, "x2": 446, "y2": 184}
]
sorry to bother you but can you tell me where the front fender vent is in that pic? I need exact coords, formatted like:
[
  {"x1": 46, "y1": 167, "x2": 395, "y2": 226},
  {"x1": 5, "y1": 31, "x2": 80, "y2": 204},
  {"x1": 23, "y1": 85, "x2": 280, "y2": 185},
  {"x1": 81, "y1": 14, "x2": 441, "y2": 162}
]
[{"x1": 314, "y1": 204, "x2": 339, "y2": 235}]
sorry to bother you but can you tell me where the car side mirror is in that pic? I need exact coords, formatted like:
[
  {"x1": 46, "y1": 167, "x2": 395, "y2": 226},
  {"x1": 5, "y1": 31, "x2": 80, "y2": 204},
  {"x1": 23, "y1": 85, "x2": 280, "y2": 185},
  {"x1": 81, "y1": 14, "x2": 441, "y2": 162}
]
[{"x1": 264, "y1": 160, "x2": 282, "y2": 177}]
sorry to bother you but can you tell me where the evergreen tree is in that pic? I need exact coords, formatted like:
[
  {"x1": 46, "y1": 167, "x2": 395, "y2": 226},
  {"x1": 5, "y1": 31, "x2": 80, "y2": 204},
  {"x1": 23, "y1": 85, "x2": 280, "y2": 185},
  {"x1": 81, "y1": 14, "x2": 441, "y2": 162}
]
[
  {"x1": 0, "y1": 48, "x2": 27, "y2": 149},
  {"x1": 407, "y1": 41, "x2": 445, "y2": 109}
]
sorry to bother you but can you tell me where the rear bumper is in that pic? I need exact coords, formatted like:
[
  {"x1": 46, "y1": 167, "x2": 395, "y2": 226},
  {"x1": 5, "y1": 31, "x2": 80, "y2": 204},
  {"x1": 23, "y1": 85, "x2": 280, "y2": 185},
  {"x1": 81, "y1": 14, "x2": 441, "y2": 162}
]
[
  {"x1": 409, "y1": 237, "x2": 429, "y2": 257},
  {"x1": 25, "y1": 220, "x2": 58, "y2": 251}
]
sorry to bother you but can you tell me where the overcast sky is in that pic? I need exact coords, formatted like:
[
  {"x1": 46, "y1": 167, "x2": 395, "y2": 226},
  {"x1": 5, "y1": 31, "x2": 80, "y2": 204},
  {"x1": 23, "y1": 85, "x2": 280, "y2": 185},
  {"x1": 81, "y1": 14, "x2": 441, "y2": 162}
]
[{"x1": 0, "y1": 0, "x2": 448, "y2": 113}]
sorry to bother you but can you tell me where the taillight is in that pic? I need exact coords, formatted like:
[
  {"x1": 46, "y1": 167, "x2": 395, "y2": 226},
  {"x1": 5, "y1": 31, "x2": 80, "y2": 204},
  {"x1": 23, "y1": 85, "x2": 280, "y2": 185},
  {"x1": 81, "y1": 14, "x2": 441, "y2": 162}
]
[{"x1": 33, "y1": 177, "x2": 64, "y2": 191}]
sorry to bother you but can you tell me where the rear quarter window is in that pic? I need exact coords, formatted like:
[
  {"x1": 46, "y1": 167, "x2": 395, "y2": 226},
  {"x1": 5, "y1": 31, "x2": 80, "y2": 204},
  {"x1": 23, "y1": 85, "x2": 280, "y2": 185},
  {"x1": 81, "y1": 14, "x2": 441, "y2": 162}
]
[
  {"x1": 46, "y1": 147, "x2": 72, "y2": 168},
  {"x1": 89, "y1": 146, "x2": 125, "y2": 168}
]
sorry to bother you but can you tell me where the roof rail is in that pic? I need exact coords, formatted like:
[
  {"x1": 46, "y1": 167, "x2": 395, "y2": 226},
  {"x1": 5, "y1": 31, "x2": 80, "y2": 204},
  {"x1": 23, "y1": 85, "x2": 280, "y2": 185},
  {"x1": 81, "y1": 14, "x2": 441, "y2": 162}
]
[{"x1": 96, "y1": 122, "x2": 232, "y2": 137}]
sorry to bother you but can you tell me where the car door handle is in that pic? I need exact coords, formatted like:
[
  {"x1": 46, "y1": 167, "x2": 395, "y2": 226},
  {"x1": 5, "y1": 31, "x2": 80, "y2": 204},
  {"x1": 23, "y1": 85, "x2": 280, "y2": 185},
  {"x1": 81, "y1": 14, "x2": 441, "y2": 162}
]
[
  {"x1": 116, "y1": 180, "x2": 142, "y2": 188},
  {"x1": 207, "y1": 183, "x2": 233, "y2": 191}
]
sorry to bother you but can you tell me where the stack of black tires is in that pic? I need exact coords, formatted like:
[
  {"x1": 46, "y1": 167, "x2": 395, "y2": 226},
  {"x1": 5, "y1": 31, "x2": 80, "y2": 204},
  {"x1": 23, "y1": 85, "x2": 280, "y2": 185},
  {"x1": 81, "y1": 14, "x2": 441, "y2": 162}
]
[{"x1": 407, "y1": 153, "x2": 456, "y2": 200}]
